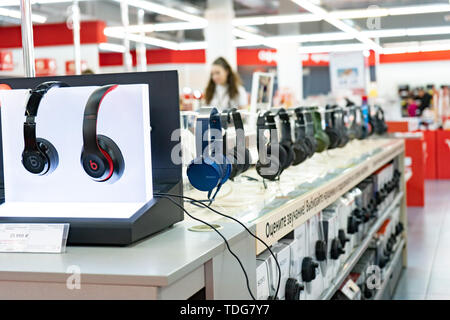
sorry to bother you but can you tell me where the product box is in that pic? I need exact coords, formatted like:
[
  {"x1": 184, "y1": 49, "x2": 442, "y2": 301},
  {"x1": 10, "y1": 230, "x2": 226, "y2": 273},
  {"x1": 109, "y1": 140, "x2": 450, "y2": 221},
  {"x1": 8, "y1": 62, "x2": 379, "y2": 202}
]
[
  {"x1": 322, "y1": 209, "x2": 340, "y2": 281},
  {"x1": 256, "y1": 259, "x2": 270, "y2": 300},
  {"x1": 262, "y1": 242, "x2": 291, "y2": 300}
]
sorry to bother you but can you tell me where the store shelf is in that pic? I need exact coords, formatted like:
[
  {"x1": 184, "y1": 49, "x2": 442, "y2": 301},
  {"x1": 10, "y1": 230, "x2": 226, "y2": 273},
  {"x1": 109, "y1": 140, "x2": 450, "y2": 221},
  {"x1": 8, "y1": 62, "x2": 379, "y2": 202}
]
[
  {"x1": 374, "y1": 238, "x2": 406, "y2": 300},
  {"x1": 253, "y1": 139, "x2": 404, "y2": 254},
  {"x1": 320, "y1": 191, "x2": 404, "y2": 300}
]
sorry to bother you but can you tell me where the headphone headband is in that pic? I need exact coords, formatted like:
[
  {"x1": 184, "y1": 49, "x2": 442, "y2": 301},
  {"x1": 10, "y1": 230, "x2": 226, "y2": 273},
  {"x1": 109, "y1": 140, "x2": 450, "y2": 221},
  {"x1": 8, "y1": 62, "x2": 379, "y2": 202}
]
[
  {"x1": 194, "y1": 107, "x2": 223, "y2": 159},
  {"x1": 25, "y1": 81, "x2": 69, "y2": 119},
  {"x1": 275, "y1": 108, "x2": 292, "y2": 143},
  {"x1": 23, "y1": 81, "x2": 69, "y2": 152},
  {"x1": 227, "y1": 108, "x2": 245, "y2": 150},
  {"x1": 82, "y1": 84, "x2": 118, "y2": 152}
]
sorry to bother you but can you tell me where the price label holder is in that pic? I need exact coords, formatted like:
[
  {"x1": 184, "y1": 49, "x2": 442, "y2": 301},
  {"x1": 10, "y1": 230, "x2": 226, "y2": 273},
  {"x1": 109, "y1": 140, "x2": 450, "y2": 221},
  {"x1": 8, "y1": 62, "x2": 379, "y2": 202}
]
[{"x1": 0, "y1": 224, "x2": 70, "y2": 253}]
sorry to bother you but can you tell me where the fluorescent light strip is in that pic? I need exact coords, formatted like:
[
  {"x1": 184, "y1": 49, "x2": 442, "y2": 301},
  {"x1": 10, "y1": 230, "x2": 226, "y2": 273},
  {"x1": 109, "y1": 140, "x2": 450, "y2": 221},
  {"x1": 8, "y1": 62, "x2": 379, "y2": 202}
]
[
  {"x1": 233, "y1": 28, "x2": 277, "y2": 48},
  {"x1": 233, "y1": 4, "x2": 450, "y2": 26},
  {"x1": 299, "y1": 43, "x2": 369, "y2": 54},
  {"x1": 0, "y1": 7, "x2": 46, "y2": 23},
  {"x1": 265, "y1": 26, "x2": 450, "y2": 44},
  {"x1": 99, "y1": 42, "x2": 126, "y2": 53},
  {"x1": 104, "y1": 28, "x2": 180, "y2": 50},
  {"x1": 266, "y1": 31, "x2": 353, "y2": 43},
  {"x1": 0, "y1": 0, "x2": 86, "y2": 5},
  {"x1": 388, "y1": 4, "x2": 450, "y2": 16},
  {"x1": 291, "y1": 0, "x2": 382, "y2": 51},
  {"x1": 233, "y1": 13, "x2": 320, "y2": 26},
  {"x1": 382, "y1": 43, "x2": 450, "y2": 54},
  {"x1": 104, "y1": 21, "x2": 208, "y2": 34},
  {"x1": 111, "y1": 0, "x2": 206, "y2": 24}
]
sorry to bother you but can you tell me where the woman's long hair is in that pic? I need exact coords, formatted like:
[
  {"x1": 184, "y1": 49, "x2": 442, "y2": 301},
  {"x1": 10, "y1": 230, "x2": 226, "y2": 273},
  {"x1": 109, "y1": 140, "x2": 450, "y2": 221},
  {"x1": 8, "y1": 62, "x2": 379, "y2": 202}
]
[{"x1": 205, "y1": 57, "x2": 242, "y2": 105}]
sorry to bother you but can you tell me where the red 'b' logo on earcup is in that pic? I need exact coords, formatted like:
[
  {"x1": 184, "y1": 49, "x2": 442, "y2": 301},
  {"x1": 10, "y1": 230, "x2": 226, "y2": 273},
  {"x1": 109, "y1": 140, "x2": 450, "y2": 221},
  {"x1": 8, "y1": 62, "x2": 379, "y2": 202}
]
[{"x1": 89, "y1": 160, "x2": 98, "y2": 171}]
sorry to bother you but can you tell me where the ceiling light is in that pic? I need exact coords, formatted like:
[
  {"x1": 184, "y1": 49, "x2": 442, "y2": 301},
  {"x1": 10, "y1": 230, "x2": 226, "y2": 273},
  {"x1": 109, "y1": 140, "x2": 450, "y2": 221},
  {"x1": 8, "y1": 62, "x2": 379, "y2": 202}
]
[
  {"x1": 298, "y1": 43, "x2": 370, "y2": 54},
  {"x1": 291, "y1": 0, "x2": 382, "y2": 51},
  {"x1": 99, "y1": 43, "x2": 126, "y2": 53},
  {"x1": 232, "y1": 4, "x2": 450, "y2": 26},
  {"x1": 177, "y1": 41, "x2": 207, "y2": 50},
  {"x1": 104, "y1": 28, "x2": 180, "y2": 50},
  {"x1": 329, "y1": 8, "x2": 388, "y2": 19},
  {"x1": 0, "y1": 7, "x2": 46, "y2": 23},
  {"x1": 388, "y1": 4, "x2": 450, "y2": 16},
  {"x1": 111, "y1": 0, "x2": 206, "y2": 24},
  {"x1": 0, "y1": 0, "x2": 84, "y2": 4},
  {"x1": 104, "y1": 21, "x2": 207, "y2": 34}
]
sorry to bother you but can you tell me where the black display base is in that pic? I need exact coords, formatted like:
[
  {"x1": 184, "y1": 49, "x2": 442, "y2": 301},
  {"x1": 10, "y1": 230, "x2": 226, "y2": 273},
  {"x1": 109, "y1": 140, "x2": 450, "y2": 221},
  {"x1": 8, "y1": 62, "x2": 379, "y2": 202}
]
[{"x1": 0, "y1": 182, "x2": 184, "y2": 246}]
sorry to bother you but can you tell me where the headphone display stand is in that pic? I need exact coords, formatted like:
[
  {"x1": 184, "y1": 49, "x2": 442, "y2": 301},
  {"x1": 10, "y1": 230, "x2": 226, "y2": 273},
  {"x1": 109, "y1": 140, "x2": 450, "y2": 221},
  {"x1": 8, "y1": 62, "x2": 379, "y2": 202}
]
[{"x1": 0, "y1": 71, "x2": 184, "y2": 246}]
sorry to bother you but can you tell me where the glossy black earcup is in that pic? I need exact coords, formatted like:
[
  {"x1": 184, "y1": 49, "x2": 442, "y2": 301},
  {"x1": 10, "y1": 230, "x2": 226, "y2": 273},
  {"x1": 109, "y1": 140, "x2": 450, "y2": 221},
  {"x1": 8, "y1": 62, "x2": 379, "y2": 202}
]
[
  {"x1": 82, "y1": 135, "x2": 124, "y2": 183},
  {"x1": 291, "y1": 141, "x2": 308, "y2": 165},
  {"x1": 338, "y1": 127, "x2": 349, "y2": 148},
  {"x1": 325, "y1": 127, "x2": 340, "y2": 150},
  {"x1": 22, "y1": 138, "x2": 59, "y2": 175},
  {"x1": 301, "y1": 257, "x2": 319, "y2": 283},
  {"x1": 277, "y1": 144, "x2": 288, "y2": 173},
  {"x1": 304, "y1": 136, "x2": 316, "y2": 157},
  {"x1": 97, "y1": 135, "x2": 124, "y2": 183},
  {"x1": 280, "y1": 141, "x2": 294, "y2": 170},
  {"x1": 315, "y1": 240, "x2": 327, "y2": 261},
  {"x1": 229, "y1": 147, "x2": 251, "y2": 180},
  {"x1": 330, "y1": 238, "x2": 345, "y2": 260}
]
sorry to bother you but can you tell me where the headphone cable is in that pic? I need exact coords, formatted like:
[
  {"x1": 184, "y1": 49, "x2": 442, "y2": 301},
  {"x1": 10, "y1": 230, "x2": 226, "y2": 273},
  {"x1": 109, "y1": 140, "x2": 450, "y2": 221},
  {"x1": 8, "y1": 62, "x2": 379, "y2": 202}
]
[
  {"x1": 155, "y1": 194, "x2": 256, "y2": 300},
  {"x1": 155, "y1": 192, "x2": 282, "y2": 300}
]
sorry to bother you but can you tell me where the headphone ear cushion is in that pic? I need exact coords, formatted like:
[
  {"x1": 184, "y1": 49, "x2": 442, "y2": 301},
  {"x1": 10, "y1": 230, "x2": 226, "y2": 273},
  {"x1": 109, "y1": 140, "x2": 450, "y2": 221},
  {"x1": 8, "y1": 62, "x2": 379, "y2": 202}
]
[
  {"x1": 280, "y1": 141, "x2": 293, "y2": 170},
  {"x1": 256, "y1": 158, "x2": 281, "y2": 181},
  {"x1": 305, "y1": 136, "x2": 316, "y2": 156},
  {"x1": 187, "y1": 156, "x2": 221, "y2": 191},
  {"x1": 36, "y1": 138, "x2": 59, "y2": 174},
  {"x1": 97, "y1": 135, "x2": 124, "y2": 183},
  {"x1": 291, "y1": 141, "x2": 308, "y2": 166},
  {"x1": 256, "y1": 144, "x2": 282, "y2": 180},
  {"x1": 277, "y1": 144, "x2": 288, "y2": 173},
  {"x1": 325, "y1": 128, "x2": 340, "y2": 150}
]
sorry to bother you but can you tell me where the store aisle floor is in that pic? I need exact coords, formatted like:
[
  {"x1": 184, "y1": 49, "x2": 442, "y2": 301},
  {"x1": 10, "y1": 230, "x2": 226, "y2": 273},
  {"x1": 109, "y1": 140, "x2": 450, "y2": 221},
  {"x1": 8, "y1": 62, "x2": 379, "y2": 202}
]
[{"x1": 393, "y1": 180, "x2": 450, "y2": 300}]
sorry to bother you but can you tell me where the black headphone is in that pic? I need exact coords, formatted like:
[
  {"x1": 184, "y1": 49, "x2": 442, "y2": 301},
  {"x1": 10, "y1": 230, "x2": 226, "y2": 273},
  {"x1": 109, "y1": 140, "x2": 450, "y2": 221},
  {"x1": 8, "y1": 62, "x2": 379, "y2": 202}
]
[
  {"x1": 372, "y1": 106, "x2": 388, "y2": 134},
  {"x1": 81, "y1": 85, "x2": 125, "y2": 183},
  {"x1": 277, "y1": 108, "x2": 308, "y2": 166},
  {"x1": 334, "y1": 107, "x2": 349, "y2": 148},
  {"x1": 324, "y1": 105, "x2": 341, "y2": 150},
  {"x1": 22, "y1": 81, "x2": 69, "y2": 175},
  {"x1": 296, "y1": 107, "x2": 317, "y2": 156},
  {"x1": 226, "y1": 108, "x2": 251, "y2": 180},
  {"x1": 256, "y1": 111, "x2": 287, "y2": 181}
]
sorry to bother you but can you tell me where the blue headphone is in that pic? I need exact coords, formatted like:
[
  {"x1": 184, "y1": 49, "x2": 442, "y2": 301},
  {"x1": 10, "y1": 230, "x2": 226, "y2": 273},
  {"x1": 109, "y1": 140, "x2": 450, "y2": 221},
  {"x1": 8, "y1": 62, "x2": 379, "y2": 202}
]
[{"x1": 187, "y1": 107, "x2": 231, "y2": 200}]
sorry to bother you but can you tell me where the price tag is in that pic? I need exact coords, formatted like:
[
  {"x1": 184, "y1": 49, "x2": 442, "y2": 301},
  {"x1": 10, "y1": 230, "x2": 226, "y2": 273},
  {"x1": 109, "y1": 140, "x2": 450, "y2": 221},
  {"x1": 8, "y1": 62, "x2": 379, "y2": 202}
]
[{"x1": 0, "y1": 224, "x2": 69, "y2": 253}]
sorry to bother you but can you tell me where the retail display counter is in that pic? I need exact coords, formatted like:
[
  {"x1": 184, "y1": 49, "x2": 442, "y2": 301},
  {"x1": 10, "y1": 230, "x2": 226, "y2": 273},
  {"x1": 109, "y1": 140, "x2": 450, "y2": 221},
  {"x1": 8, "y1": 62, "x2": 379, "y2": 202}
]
[{"x1": 0, "y1": 138, "x2": 407, "y2": 300}]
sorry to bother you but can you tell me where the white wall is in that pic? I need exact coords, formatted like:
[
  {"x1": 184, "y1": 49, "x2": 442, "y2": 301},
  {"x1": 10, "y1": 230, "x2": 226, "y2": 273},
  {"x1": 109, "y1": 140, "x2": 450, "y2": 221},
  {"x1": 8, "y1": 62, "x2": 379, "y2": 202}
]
[
  {"x1": 377, "y1": 60, "x2": 450, "y2": 97},
  {"x1": 100, "y1": 63, "x2": 209, "y2": 93},
  {"x1": 0, "y1": 44, "x2": 100, "y2": 77}
]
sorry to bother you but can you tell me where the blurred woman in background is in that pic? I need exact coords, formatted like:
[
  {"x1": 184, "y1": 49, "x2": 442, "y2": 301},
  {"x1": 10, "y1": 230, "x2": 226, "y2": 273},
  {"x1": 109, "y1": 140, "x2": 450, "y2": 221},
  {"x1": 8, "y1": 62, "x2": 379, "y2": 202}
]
[{"x1": 204, "y1": 57, "x2": 248, "y2": 110}]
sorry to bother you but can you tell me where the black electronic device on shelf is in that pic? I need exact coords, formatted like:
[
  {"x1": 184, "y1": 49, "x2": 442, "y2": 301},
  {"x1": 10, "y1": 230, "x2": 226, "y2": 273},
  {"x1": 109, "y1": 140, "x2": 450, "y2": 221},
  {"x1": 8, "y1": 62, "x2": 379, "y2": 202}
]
[{"x1": 0, "y1": 71, "x2": 183, "y2": 245}]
